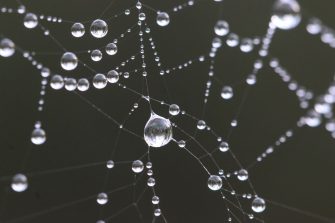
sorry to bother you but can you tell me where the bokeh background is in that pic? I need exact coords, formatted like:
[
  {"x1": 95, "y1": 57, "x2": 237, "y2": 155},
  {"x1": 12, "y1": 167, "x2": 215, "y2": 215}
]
[{"x1": 0, "y1": 0, "x2": 334, "y2": 222}]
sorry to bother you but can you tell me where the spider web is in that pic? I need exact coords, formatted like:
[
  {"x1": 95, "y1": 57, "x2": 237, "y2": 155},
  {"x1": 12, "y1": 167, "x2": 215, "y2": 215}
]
[{"x1": 0, "y1": 0, "x2": 334, "y2": 223}]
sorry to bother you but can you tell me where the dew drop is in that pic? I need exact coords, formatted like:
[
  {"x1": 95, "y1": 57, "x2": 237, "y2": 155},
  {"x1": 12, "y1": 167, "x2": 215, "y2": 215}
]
[
  {"x1": 96, "y1": 193, "x2": 108, "y2": 205},
  {"x1": 61, "y1": 52, "x2": 78, "y2": 71},
  {"x1": 31, "y1": 128, "x2": 46, "y2": 145},
  {"x1": 156, "y1": 12, "x2": 170, "y2": 27},
  {"x1": 207, "y1": 175, "x2": 222, "y2": 191},
  {"x1": 214, "y1": 20, "x2": 229, "y2": 36},
  {"x1": 169, "y1": 104, "x2": 180, "y2": 116},
  {"x1": 71, "y1": 23, "x2": 85, "y2": 37},
  {"x1": 144, "y1": 113, "x2": 173, "y2": 148},
  {"x1": 132, "y1": 160, "x2": 144, "y2": 173},
  {"x1": 251, "y1": 197, "x2": 266, "y2": 213},
  {"x1": 11, "y1": 174, "x2": 28, "y2": 192},
  {"x1": 24, "y1": 13, "x2": 38, "y2": 29},
  {"x1": 271, "y1": 0, "x2": 301, "y2": 30},
  {"x1": 90, "y1": 19, "x2": 108, "y2": 38},
  {"x1": 0, "y1": 38, "x2": 15, "y2": 57},
  {"x1": 93, "y1": 74, "x2": 107, "y2": 89}
]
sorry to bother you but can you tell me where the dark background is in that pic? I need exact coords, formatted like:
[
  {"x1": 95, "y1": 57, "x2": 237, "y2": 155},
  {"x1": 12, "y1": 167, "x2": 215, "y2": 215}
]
[{"x1": 0, "y1": 0, "x2": 334, "y2": 222}]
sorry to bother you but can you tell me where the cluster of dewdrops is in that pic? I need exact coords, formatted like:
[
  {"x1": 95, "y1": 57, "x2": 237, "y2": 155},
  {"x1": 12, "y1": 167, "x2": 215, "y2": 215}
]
[{"x1": 1, "y1": 0, "x2": 335, "y2": 221}]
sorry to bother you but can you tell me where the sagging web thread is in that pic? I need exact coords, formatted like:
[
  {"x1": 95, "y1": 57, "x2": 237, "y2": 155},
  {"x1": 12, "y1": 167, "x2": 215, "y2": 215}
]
[{"x1": 0, "y1": 0, "x2": 334, "y2": 222}]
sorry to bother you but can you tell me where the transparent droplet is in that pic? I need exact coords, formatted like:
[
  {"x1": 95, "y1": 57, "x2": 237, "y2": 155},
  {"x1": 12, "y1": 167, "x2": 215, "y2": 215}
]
[
  {"x1": 197, "y1": 120, "x2": 206, "y2": 130},
  {"x1": 219, "y1": 141, "x2": 229, "y2": 152},
  {"x1": 31, "y1": 128, "x2": 46, "y2": 145},
  {"x1": 139, "y1": 12, "x2": 146, "y2": 21},
  {"x1": 207, "y1": 175, "x2": 222, "y2": 191},
  {"x1": 61, "y1": 52, "x2": 78, "y2": 71},
  {"x1": 50, "y1": 75, "x2": 64, "y2": 90},
  {"x1": 221, "y1": 86, "x2": 233, "y2": 100},
  {"x1": 154, "y1": 209, "x2": 161, "y2": 217},
  {"x1": 106, "y1": 160, "x2": 115, "y2": 169},
  {"x1": 144, "y1": 113, "x2": 173, "y2": 148},
  {"x1": 77, "y1": 78, "x2": 90, "y2": 91},
  {"x1": 271, "y1": 0, "x2": 301, "y2": 30},
  {"x1": 226, "y1": 33, "x2": 239, "y2": 47},
  {"x1": 306, "y1": 18, "x2": 322, "y2": 35},
  {"x1": 240, "y1": 38, "x2": 254, "y2": 53},
  {"x1": 251, "y1": 197, "x2": 266, "y2": 213},
  {"x1": 11, "y1": 174, "x2": 28, "y2": 192},
  {"x1": 132, "y1": 160, "x2": 144, "y2": 173},
  {"x1": 106, "y1": 43, "x2": 117, "y2": 55},
  {"x1": 24, "y1": 13, "x2": 38, "y2": 29},
  {"x1": 93, "y1": 73, "x2": 107, "y2": 89},
  {"x1": 71, "y1": 23, "x2": 85, "y2": 37},
  {"x1": 237, "y1": 169, "x2": 249, "y2": 181},
  {"x1": 0, "y1": 38, "x2": 15, "y2": 58},
  {"x1": 90, "y1": 19, "x2": 108, "y2": 38},
  {"x1": 96, "y1": 192, "x2": 108, "y2": 205},
  {"x1": 156, "y1": 12, "x2": 170, "y2": 27},
  {"x1": 152, "y1": 196, "x2": 160, "y2": 204},
  {"x1": 91, "y1": 49, "x2": 103, "y2": 61},
  {"x1": 214, "y1": 20, "x2": 229, "y2": 36},
  {"x1": 169, "y1": 104, "x2": 180, "y2": 116},
  {"x1": 178, "y1": 140, "x2": 186, "y2": 148},
  {"x1": 304, "y1": 110, "x2": 321, "y2": 127},
  {"x1": 147, "y1": 177, "x2": 156, "y2": 187},
  {"x1": 107, "y1": 70, "x2": 119, "y2": 83},
  {"x1": 41, "y1": 67, "x2": 50, "y2": 77},
  {"x1": 63, "y1": 77, "x2": 76, "y2": 91}
]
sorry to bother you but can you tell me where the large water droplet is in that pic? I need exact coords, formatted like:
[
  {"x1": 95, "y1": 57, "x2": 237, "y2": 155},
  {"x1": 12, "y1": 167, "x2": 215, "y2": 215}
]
[
  {"x1": 144, "y1": 113, "x2": 173, "y2": 148},
  {"x1": 23, "y1": 13, "x2": 38, "y2": 29},
  {"x1": 251, "y1": 197, "x2": 266, "y2": 213},
  {"x1": 61, "y1": 52, "x2": 78, "y2": 71},
  {"x1": 156, "y1": 12, "x2": 170, "y2": 27},
  {"x1": 90, "y1": 19, "x2": 108, "y2": 38},
  {"x1": 0, "y1": 38, "x2": 15, "y2": 57},
  {"x1": 207, "y1": 175, "x2": 222, "y2": 191},
  {"x1": 271, "y1": 0, "x2": 301, "y2": 30}
]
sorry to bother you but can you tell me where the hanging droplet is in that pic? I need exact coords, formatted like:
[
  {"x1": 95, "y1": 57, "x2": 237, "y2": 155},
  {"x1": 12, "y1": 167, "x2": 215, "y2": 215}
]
[
  {"x1": 152, "y1": 196, "x2": 160, "y2": 204},
  {"x1": 91, "y1": 49, "x2": 103, "y2": 62},
  {"x1": 139, "y1": 12, "x2": 146, "y2": 21},
  {"x1": 197, "y1": 120, "x2": 206, "y2": 130},
  {"x1": 156, "y1": 12, "x2": 170, "y2": 27},
  {"x1": 251, "y1": 197, "x2": 266, "y2": 213},
  {"x1": 132, "y1": 160, "x2": 144, "y2": 173},
  {"x1": 107, "y1": 70, "x2": 119, "y2": 83},
  {"x1": 237, "y1": 169, "x2": 249, "y2": 181},
  {"x1": 207, "y1": 175, "x2": 222, "y2": 191},
  {"x1": 144, "y1": 113, "x2": 173, "y2": 148},
  {"x1": 219, "y1": 141, "x2": 229, "y2": 152},
  {"x1": 0, "y1": 38, "x2": 15, "y2": 57},
  {"x1": 214, "y1": 20, "x2": 229, "y2": 36},
  {"x1": 154, "y1": 209, "x2": 162, "y2": 217},
  {"x1": 50, "y1": 75, "x2": 64, "y2": 90},
  {"x1": 147, "y1": 177, "x2": 156, "y2": 187},
  {"x1": 178, "y1": 140, "x2": 186, "y2": 148},
  {"x1": 106, "y1": 43, "x2": 118, "y2": 55},
  {"x1": 93, "y1": 74, "x2": 107, "y2": 89},
  {"x1": 221, "y1": 86, "x2": 233, "y2": 100},
  {"x1": 61, "y1": 52, "x2": 78, "y2": 71},
  {"x1": 106, "y1": 160, "x2": 115, "y2": 169},
  {"x1": 11, "y1": 174, "x2": 28, "y2": 192},
  {"x1": 64, "y1": 78, "x2": 77, "y2": 91},
  {"x1": 31, "y1": 128, "x2": 46, "y2": 145},
  {"x1": 271, "y1": 0, "x2": 301, "y2": 30},
  {"x1": 77, "y1": 78, "x2": 90, "y2": 91},
  {"x1": 71, "y1": 23, "x2": 85, "y2": 37},
  {"x1": 304, "y1": 110, "x2": 321, "y2": 127},
  {"x1": 169, "y1": 104, "x2": 180, "y2": 116},
  {"x1": 96, "y1": 192, "x2": 108, "y2": 205},
  {"x1": 23, "y1": 13, "x2": 38, "y2": 29},
  {"x1": 90, "y1": 19, "x2": 108, "y2": 38}
]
